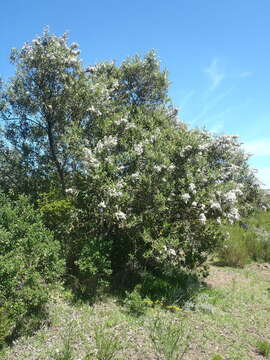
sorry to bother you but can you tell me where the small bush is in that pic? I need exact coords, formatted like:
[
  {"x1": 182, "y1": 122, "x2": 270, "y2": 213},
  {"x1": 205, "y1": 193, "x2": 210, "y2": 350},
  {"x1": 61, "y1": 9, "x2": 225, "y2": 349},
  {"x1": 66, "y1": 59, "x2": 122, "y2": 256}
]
[
  {"x1": 0, "y1": 193, "x2": 64, "y2": 344},
  {"x1": 124, "y1": 286, "x2": 148, "y2": 317},
  {"x1": 247, "y1": 210, "x2": 270, "y2": 231}
]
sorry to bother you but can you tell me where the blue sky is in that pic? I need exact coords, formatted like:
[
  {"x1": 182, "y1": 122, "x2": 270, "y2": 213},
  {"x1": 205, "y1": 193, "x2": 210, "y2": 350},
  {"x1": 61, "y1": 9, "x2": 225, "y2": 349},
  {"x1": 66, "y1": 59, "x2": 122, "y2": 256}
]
[{"x1": 1, "y1": 0, "x2": 269, "y2": 186}]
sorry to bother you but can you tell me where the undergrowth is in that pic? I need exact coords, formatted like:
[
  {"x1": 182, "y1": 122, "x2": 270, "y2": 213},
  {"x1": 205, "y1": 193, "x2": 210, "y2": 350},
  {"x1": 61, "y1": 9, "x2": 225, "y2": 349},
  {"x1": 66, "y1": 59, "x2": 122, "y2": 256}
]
[{"x1": 218, "y1": 210, "x2": 270, "y2": 267}]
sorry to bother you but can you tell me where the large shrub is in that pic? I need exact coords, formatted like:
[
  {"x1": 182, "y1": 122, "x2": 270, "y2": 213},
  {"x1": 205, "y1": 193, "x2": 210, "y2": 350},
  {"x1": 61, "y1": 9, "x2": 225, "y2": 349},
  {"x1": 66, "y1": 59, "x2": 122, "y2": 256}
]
[
  {"x1": 0, "y1": 29, "x2": 262, "y2": 294},
  {"x1": 0, "y1": 193, "x2": 64, "y2": 345},
  {"x1": 66, "y1": 105, "x2": 260, "y2": 288}
]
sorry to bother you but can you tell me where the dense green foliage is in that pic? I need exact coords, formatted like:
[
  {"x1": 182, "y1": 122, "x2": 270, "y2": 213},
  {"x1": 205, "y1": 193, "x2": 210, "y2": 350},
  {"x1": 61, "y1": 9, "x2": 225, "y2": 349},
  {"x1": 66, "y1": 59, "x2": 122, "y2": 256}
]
[{"x1": 0, "y1": 193, "x2": 64, "y2": 345}]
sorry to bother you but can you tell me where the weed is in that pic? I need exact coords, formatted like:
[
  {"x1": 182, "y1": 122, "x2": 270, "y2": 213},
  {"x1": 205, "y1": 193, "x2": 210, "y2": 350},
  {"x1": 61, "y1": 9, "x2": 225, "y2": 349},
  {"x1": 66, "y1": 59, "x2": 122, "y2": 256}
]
[
  {"x1": 148, "y1": 313, "x2": 191, "y2": 360},
  {"x1": 197, "y1": 302, "x2": 215, "y2": 314},
  {"x1": 53, "y1": 321, "x2": 75, "y2": 360},
  {"x1": 212, "y1": 355, "x2": 223, "y2": 360},
  {"x1": 93, "y1": 323, "x2": 122, "y2": 360},
  {"x1": 256, "y1": 340, "x2": 270, "y2": 358},
  {"x1": 53, "y1": 339, "x2": 74, "y2": 360}
]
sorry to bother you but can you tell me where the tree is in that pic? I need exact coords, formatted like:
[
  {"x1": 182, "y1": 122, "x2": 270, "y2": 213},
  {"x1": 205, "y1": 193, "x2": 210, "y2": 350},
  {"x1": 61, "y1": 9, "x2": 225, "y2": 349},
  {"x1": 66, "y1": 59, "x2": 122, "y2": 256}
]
[
  {"x1": 2, "y1": 29, "x2": 93, "y2": 195},
  {"x1": 1, "y1": 29, "x2": 173, "y2": 197}
]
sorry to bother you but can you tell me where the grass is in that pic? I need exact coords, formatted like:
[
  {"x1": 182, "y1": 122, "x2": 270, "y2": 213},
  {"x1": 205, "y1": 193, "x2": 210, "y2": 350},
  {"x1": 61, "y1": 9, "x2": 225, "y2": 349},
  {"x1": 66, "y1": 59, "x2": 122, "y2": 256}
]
[
  {"x1": 1, "y1": 263, "x2": 270, "y2": 359},
  {"x1": 148, "y1": 313, "x2": 191, "y2": 360},
  {"x1": 93, "y1": 322, "x2": 122, "y2": 360},
  {"x1": 256, "y1": 340, "x2": 270, "y2": 358}
]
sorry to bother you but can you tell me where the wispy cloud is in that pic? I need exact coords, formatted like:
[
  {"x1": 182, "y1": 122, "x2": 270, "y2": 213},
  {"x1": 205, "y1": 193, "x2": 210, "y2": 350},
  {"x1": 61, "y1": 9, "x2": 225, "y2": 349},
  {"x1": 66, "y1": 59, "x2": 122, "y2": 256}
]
[
  {"x1": 191, "y1": 88, "x2": 233, "y2": 125},
  {"x1": 243, "y1": 139, "x2": 270, "y2": 156},
  {"x1": 204, "y1": 58, "x2": 225, "y2": 90},
  {"x1": 239, "y1": 71, "x2": 252, "y2": 78},
  {"x1": 187, "y1": 59, "x2": 252, "y2": 133}
]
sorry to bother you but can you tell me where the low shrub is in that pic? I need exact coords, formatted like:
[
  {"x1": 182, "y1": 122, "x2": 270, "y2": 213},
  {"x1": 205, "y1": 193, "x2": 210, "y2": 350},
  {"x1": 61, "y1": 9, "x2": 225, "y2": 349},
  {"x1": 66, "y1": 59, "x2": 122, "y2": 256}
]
[
  {"x1": 0, "y1": 193, "x2": 64, "y2": 345},
  {"x1": 124, "y1": 286, "x2": 149, "y2": 317},
  {"x1": 218, "y1": 210, "x2": 270, "y2": 267}
]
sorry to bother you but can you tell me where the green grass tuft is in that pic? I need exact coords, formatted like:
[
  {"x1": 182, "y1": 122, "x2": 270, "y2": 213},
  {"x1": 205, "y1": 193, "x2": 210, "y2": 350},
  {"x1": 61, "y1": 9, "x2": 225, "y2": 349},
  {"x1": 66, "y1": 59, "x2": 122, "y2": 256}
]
[{"x1": 256, "y1": 340, "x2": 270, "y2": 358}]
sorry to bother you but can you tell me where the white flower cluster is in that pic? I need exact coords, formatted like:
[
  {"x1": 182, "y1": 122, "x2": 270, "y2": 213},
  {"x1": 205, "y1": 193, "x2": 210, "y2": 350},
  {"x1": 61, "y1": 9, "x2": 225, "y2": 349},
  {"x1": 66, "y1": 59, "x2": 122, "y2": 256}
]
[
  {"x1": 108, "y1": 181, "x2": 125, "y2": 198},
  {"x1": 189, "y1": 183, "x2": 196, "y2": 194},
  {"x1": 199, "y1": 213, "x2": 207, "y2": 224},
  {"x1": 125, "y1": 122, "x2": 136, "y2": 130},
  {"x1": 198, "y1": 143, "x2": 210, "y2": 151},
  {"x1": 153, "y1": 165, "x2": 162, "y2": 172},
  {"x1": 98, "y1": 201, "x2": 106, "y2": 209},
  {"x1": 83, "y1": 148, "x2": 99, "y2": 168},
  {"x1": 108, "y1": 188, "x2": 123, "y2": 197},
  {"x1": 134, "y1": 143, "x2": 144, "y2": 155},
  {"x1": 226, "y1": 207, "x2": 240, "y2": 224},
  {"x1": 115, "y1": 180, "x2": 124, "y2": 189},
  {"x1": 163, "y1": 246, "x2": 176, "y2": 256},
  {"x1": 223, "y1": 190, "x2": 237, "y2": 204},
  {"x1": 153, "y1": 164, "x2": 175, "y2": 173},
  {"x1": 96, "y1": 136, "x2": 118, "y2": 152},
  {"x1": 87, "y1": 105, "x2": 102, "y2": 116},
  {"x1": 115, "y1": 211, "x2": 127, "y2": 221},
  {"x1": 210, "y1": 201, "x2": 222, "y2": 211},
  {"x1": 179, "y1": 145, "x2": 192, "y2": 157},
  {"x1": 130, "y1": 172, "x2": 140, "y2": 180},
  {"x1": 65, "y1": 188, "x2": 78, "y2": 196},
  {"x1": 115, "y1": 118, "x2": 128, "y2": 126},
  {"x1": 181, "y1": 193, "x2": 190, "y2": 203}
]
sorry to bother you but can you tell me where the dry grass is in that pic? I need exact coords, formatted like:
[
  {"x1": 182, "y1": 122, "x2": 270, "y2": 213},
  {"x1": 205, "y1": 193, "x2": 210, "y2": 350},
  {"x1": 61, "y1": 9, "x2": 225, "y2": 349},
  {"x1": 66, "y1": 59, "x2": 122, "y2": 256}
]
[{"x1": 1, "y1": 264, "x2": 270, "y2": 360}]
